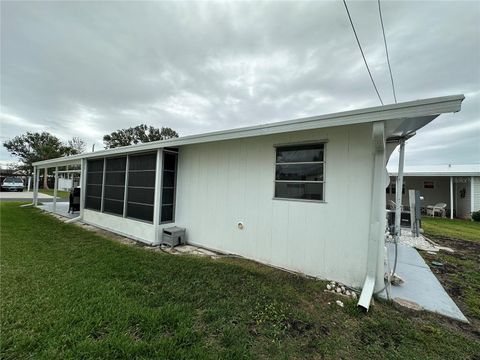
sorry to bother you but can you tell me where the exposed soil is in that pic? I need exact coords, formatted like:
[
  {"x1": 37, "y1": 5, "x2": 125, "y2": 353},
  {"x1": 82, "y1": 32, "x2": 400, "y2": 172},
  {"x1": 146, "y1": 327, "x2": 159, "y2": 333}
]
[{"x1": 421, "y1": 235, "x2": 480, "y2": 334}]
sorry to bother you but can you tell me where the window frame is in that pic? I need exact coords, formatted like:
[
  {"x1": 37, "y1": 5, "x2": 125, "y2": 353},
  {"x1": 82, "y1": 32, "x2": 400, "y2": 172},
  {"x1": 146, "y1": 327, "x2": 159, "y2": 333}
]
[{"x1": 272, "y1": 141, "x2": 327, "y2": 203}]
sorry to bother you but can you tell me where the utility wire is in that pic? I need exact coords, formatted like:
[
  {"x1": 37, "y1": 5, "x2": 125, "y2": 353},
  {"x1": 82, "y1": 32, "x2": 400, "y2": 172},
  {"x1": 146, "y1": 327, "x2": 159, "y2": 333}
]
[
  {"x1": 378, "y1": 0, "x2": 397, "y2": 103},
  {"x1": 342, "y1": 0, "x2": 384, "y2": 106}
]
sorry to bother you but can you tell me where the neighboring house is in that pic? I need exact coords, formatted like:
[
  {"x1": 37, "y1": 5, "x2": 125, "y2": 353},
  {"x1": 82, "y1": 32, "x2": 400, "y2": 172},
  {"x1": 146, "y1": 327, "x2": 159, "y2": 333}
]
[
  {"x1": 387, "y1": 164, "x2": 480, "y2": 219},
  {"x1": 31, "y1": 95, "x2": 465, "y2": 309}
]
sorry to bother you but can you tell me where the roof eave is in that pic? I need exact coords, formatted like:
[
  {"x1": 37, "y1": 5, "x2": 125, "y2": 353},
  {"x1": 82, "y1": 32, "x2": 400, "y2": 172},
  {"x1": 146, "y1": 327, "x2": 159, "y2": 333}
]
[{"x1": 32, "y1": 94, "x2": 465, "y2": 168}]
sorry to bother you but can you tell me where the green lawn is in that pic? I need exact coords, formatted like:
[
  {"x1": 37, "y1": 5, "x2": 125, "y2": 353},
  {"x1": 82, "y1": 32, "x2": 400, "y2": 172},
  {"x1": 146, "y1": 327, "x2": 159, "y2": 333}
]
[
  {"x1": 422, "y1": 217, "x2": 480, "y2": 242},
  {"x1": 1, "y1": 203, "x2": 479, "y2": 359},
  {"x1": 38, "y1": 188, "x2": 70, "y2": 199}
]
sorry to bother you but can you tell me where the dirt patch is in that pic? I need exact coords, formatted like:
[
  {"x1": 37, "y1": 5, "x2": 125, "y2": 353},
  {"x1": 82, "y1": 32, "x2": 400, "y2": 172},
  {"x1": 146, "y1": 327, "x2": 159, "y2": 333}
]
[{"x1": 420, "y1": 234, "x2": 480, "y2": 336}]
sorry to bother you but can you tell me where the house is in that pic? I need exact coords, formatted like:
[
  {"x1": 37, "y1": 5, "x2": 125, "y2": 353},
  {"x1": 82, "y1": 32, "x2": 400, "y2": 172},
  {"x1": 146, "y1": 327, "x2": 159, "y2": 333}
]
[
  {"x1": 31, "y1": 94, "x2": 465, "y2": 309},
  {"x1": 387, "y1": 164, "x2": 480, "y2": 219}
]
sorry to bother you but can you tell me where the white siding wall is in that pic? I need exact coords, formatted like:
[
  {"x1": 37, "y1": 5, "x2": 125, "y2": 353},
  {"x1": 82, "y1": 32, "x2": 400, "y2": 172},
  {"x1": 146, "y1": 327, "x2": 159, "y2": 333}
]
[
  {"x1": 175, "y1": 123, "x2": 375, "y2": 288},
  {"x1": 83, "y1": 209, "x2": 156, "y2": 244}
]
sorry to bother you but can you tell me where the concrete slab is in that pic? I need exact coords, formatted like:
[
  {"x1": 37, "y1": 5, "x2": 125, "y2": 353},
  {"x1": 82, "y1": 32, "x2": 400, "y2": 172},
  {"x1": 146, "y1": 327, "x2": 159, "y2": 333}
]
[
  {"x1": 0, "y1": 191, "x2": 55, "y2": 200},
  {"x1": 379, "y1": 243, "x2": 468, "y2": 323},
  {"x1": 37, "y1": 202, "x2": 77, "y2": 219}
]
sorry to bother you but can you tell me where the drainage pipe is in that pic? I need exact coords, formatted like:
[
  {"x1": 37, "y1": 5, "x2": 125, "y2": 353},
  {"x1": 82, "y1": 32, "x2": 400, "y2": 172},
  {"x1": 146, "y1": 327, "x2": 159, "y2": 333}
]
[
  {"x1": 358, "y1": 122, "x2": 386, "y2": 311},
  {"x1": 394, "y1": 139, "x2": 405, "y2": 237}
]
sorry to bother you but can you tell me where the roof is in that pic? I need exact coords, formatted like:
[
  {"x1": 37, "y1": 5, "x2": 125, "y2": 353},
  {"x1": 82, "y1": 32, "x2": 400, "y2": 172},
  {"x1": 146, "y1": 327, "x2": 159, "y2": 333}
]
[
  {"x1": 388, "y1": 164, "x2": 480, "y2": 177},
  {"x1": 33, "y1": 94, "x2": 465, "y2": 168}
]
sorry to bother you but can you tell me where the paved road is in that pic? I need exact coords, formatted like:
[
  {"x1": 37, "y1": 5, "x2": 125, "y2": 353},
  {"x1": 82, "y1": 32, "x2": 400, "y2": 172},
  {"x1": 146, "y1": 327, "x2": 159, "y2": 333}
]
[{"x1": 0, "y1": 191, "x2": 57, "y2": 202}]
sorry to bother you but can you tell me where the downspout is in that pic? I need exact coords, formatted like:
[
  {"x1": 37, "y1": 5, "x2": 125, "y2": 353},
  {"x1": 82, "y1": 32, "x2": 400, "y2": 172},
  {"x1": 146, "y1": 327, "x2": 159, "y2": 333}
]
[
  {"x1": 394, "y1": 139, "x2": 405, "y2": 237},
  {"x1": 358, "y1": 121, "x2": 386, "y2": 311}
]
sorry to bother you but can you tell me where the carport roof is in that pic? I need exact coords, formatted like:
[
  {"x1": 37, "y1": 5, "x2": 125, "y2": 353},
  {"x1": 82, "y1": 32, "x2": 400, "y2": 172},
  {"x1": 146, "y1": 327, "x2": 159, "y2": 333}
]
[
  {"x1": 388, "y1": 164, "x2": 480, "y2": 177},
  {"x1": 33, "y1": 94, "x2": 465, "y2": 168}
]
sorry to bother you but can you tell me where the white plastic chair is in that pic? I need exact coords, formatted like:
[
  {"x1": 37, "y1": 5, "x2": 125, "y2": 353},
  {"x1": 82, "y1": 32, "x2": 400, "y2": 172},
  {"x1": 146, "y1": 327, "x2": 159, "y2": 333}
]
[{"x1": 426, "y1": 203, "x2": 447, "y2": 218}]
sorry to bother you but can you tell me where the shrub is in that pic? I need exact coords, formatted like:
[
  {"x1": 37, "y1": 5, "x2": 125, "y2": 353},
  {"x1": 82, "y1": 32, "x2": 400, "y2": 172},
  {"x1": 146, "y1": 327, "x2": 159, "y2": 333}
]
[{"x1": 472, "y1": 210, "x2": 480, "y2": 222}]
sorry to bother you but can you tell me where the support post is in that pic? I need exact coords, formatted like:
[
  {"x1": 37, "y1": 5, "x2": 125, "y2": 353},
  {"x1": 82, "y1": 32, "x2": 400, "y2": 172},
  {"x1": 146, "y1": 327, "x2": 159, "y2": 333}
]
[
  {"x1": 471, "y1": 176, "x2": 474, "y2": 220},
  {"x1": 450, "y1": 176, "x2": 454, "y2": 219},
  {"x1": 34, "y1": 167, "x2": 40, "y2": 206},
  {"x1": 394, "y1": 139, "x2": 405, "y2": 236},
  {"x1": 153, "y1": 149, "x2": 164, "y2": 245},
  {"x1": 53, "y1": 167, "x2": 58, "y2": 213},
  {"x1": 80, "y1": 159, "x2": 87, "y2": 220}
]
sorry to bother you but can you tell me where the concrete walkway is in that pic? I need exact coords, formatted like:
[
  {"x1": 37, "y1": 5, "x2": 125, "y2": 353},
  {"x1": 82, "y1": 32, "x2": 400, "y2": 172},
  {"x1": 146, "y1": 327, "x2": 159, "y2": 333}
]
[
  {"x1": 379, "y1": 243, "x2": 468, "y2": 323},
  {"x1": 37, "y1": 202, "x2": 77, "y2": 219},
  {"x1": 0, "y1": 191, "x2": 56, "y2": 201}
]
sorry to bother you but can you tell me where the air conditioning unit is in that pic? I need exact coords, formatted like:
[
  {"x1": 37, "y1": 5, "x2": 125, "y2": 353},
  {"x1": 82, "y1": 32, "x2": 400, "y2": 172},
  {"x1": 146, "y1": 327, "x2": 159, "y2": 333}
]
[{"x1": 161, "y1": 226, "x2": 186, "y2": 248}]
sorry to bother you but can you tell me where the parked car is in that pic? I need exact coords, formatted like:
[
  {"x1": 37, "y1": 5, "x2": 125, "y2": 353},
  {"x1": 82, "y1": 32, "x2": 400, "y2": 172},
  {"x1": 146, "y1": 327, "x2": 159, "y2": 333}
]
[{"x1": 1, "y1": 177, "x2": 24, "y2": 192}]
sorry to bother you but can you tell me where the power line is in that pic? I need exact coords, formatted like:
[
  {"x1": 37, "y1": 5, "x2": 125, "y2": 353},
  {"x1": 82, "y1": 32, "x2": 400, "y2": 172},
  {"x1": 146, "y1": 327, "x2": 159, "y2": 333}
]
[
  {"x1": 342, "y1": 0, "x2": 384, "y2": 106},
  {"x1": 378, "y1": 0, "x2": 397, "y2": 103}
]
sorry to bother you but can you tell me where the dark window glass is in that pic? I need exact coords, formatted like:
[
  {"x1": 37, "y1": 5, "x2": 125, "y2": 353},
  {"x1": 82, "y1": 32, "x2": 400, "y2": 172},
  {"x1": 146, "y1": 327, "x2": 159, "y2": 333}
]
[
  {"x1": 163, "y1": 171, "x2": 175, "y2": 188},
  {"x1": 127, "y1": 203, "x2": 154, "y2": 222},
  {"x1": 105, "y1": 172, "x2": 125, "y2": 186},
  {"x1": 86, "y1": 184, "x2": 102, "y2": 197},
  {"x1": 103, "y1": 157, "x2": 127, "y2": 215},
  {"x1": 104, "y1": 185, "x2": 125, "y2": 201},
  {"x1": 85, "y1": 196, "x2": 101, "y2": 210},
  {"x1": 161, "y1": 152, "x2": 177, "y2": 223},
  {"x1": 104, "y1": 199, "x2": 124, "y2": 215},
  {"x1": 85, "y1": 159, "x2": 104, "y2": 210},
  {"x1": 276, "y1": 164, "x2": 323, "y2": 181},
  {"x1": 276, "y1": 144, "x2": 324, "y2": 163},
  {"x1": 164, "y1": 152, "x2": 176, "y2": 171},
  {"x1": 106, "y1": 157, "x2": 127, "y2": 171},
  {"x1": 129, "y1": 153, "x2": 156, "y2": 171},
  {"x1": 88, "y1": 159, "x2": 104, "y2": 172},
  {"x1": 162, "y1": 188, "x2": 174, "y2": 205},
  {"x1": 126, "y1": 152, "x2": 157, "y2": 222},
  {"x1": 128, "y1": 187, "x2": 155, "y2": 205},
  {"x1": 161, "y1": 205, "x2": 173, "y2": 222},
  {"x1": 127, "y1": 171, "x2": 156, "y2": 187},
  {"x1": 275, "y1": 182, "x2": 323, "y2": 201},
  {"x1": 86, "y1": 172, "x2": 103, "y2": 185},
  {"x1": 274, "y1": 143, "x2": 324, "y2": 201}
]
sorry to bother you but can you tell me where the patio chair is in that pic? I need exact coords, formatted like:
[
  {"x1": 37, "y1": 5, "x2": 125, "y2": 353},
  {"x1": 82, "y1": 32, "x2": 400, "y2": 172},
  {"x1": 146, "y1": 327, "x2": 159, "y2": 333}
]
[{"x1": 426, "y1": 202, "x2": 447, "y2": 218}]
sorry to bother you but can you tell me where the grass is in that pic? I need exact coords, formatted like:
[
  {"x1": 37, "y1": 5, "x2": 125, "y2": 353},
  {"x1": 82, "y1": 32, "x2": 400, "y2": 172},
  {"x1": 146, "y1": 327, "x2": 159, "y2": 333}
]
[
  {"x1": 422, "y1": 217, "x2": 480, "y2": 242},
  {"x1": 1, "y1": 202, "x2": 479, "y2": 359},
  {"x1": 38, "y1": 188, "x2": 70, "y2": 199}
]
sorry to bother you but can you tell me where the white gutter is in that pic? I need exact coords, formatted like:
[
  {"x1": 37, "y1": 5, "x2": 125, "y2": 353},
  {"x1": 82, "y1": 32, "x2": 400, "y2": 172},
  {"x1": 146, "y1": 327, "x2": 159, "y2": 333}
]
[{"x1": 358, "y1": 121, "x2": 386, "y2": 310}]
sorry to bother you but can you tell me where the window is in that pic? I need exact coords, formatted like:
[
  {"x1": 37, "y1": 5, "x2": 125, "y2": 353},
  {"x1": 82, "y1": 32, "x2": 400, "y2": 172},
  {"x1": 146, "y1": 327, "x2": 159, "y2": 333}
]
[
  {"x1": 274, "y1": 143, "x2": 324, "y2": 201},
  {"x1": 103, "y1": 157, "x2": 126, "y2": 215},
  {"x1": 126, "y1": 153, "x2": 156, "y2": 222},
  {"x1": 423, "y1": 181, "x2": 434, "y2": 189},
  {"x1": 85, "y1": 159, "x2": 104, "y2": 210},
  {"x1": 160, "y1": 151, "x2": 177, "y2": 223}
]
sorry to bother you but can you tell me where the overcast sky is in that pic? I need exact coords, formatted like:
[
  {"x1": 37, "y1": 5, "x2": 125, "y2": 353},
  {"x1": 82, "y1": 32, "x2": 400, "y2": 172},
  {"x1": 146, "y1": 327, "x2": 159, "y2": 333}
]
[{"x1": 1, "y1": 1, "x2": 479, "y2": 168}]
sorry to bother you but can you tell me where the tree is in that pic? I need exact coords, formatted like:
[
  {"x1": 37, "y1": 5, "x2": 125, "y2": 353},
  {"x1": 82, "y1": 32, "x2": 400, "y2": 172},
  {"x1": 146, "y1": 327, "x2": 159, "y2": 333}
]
[
  {"x1": 67, "y1": 137, "x2": 86, "y2": 155},
  {"x1": 103, "y1": 124, "x2": 179, "y2": 149},
  {"x1": 3, "y1": 132, "x2": 84, "y2": 189}
]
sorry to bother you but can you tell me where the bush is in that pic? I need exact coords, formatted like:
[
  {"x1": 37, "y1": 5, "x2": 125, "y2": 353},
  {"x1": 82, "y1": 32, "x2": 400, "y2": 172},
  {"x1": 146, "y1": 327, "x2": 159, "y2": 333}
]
[{"x1": 472, "y1": 210, "x2": 480, "y2": 222}]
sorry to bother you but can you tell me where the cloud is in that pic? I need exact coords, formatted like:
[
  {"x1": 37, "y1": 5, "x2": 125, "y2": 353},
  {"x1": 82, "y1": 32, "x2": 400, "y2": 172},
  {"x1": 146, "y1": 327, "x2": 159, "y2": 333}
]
[{"x1": 1, "y1": 0, "x2": 479, "y2": 167}]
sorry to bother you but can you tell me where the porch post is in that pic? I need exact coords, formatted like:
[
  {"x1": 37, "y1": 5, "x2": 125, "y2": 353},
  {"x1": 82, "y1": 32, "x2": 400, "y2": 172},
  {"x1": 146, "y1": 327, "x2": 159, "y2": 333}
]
[
  {"x1": 53, "y1": 166, "x2": 58, "y2": 213},
  {"x1": 34, "y1": 167, "x2": 40, "y2": 206},
  {"x1": 471, "y1": 177, "x2": 475, "y2": 220},
  {"x1": 450, "y1": 176, "x2": 454, "y2": 219},
  {"x1": 394, "y1": 139, "x2": 405, "y2": 236},
  {"x1": 153, "y1": 149, "x2": 163, "y2": 245},
  {"x1": 80, "y1": 158, "x2": 87, "y2": 220}
]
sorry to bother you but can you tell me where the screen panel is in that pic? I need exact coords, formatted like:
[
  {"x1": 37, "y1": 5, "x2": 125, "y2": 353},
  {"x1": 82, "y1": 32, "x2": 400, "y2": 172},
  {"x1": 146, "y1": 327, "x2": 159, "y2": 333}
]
[
  {"x1": 126, "y1": 152, "x2": 157, "y2": 222},
  {"x1": 160, "y1": 152, "x2": 177, "y2": 223},
  {"x1": 103, "y1": 157, "x2": 126, "y2": 215},
  {"x1": 85, "y1": 159, "x2": 104, "y2": 211}
]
